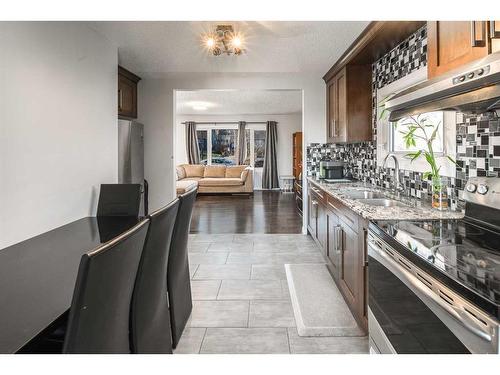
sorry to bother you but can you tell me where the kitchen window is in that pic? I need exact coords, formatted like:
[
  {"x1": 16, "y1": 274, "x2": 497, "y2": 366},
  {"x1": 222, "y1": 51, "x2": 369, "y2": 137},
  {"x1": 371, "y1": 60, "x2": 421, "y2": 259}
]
[{"x1": 390, "y1": 111, "x2": 444, "y2": 154}]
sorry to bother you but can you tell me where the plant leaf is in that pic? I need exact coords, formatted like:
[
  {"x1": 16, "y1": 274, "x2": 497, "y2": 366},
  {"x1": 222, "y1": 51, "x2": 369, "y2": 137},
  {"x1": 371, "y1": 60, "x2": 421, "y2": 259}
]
[{"x1": 409, "y1": 150, "x2": 422, "y2": 162}]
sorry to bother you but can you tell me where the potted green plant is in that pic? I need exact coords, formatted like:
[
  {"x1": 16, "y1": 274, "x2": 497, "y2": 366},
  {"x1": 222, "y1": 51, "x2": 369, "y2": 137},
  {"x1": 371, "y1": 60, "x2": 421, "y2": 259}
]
[{"x1": 379, "y1": 96, "x2": 456, "y2": 210}]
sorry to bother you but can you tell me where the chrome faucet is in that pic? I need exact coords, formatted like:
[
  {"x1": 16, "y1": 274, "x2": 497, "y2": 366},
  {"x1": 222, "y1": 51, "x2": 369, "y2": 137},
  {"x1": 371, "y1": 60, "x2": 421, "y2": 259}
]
[{"x1": 383, "y1": 153, "x2": 405, "y2": 194}]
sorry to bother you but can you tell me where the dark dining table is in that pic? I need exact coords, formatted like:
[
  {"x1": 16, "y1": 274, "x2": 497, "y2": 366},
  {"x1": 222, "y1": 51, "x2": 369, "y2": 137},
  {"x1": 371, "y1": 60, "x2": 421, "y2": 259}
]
[{"x1": 0, "y1": 216, "x2": 141, "y2": 353}]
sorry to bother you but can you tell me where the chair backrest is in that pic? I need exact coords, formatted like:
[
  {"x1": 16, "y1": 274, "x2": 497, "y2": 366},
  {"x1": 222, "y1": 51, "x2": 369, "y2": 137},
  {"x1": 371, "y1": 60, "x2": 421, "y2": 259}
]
[
  {"x1": 130, "y1": 199, "x2": 179, "y2": 353},
  {"x1": 97, "y1": 184, "x2": 142, "y2": 217},
  {"x1": 167, "y1": 188, "x2": 197, "y2": 348},
  {"x1": 63, "y1": 219, "x2": 149, "y2": 354}
]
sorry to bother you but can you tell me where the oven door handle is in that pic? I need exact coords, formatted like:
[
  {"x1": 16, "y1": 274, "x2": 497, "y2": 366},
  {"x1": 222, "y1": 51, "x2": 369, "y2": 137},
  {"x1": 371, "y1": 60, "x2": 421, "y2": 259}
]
[{"x1": 368, "y1": 240, "x2": 494, "y2": 344}]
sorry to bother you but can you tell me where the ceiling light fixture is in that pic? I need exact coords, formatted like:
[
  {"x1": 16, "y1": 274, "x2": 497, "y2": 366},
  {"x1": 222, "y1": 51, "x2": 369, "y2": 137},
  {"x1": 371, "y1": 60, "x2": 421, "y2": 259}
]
[
  {"x1": 188, "y1": 101, "x2": 213, "y2": 111},
  {"x1": 192, "y1": 105, "x2": 208, "y2": 111},
  {"x1": 202, "y1": 25, "x2": 245, "y2": 56}
]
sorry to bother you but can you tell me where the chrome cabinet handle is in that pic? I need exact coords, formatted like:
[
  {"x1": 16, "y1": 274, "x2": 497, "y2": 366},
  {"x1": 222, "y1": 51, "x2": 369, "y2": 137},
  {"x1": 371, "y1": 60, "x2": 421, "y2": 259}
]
[
  {"x1": 362, "y1": 228, "x2": 368, "y2": 266},
  {"x1": 368, "y1": 238, "x2": 494, "y2": 346},
  {"x1": 335, "y1": 225, "x2": 343, "y2": 252},
  {"x1": 311, "y1": 200, "x2": 318, "y2": 219},
  {"x1": 471, "y1": 21, "x2": 486, "y2": 47}
]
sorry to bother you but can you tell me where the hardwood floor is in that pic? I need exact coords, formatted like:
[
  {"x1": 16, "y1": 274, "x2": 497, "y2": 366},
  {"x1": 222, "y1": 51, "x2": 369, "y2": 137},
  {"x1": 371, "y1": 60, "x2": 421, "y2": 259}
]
[{"x1": 190, "y1": 191, "x2": 303, "y2": 234}]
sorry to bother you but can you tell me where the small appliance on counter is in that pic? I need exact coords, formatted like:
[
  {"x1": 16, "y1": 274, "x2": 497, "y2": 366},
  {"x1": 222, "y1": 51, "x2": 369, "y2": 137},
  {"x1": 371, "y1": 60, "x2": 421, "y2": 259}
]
[
  {"x1": 319, "y1": 159, "x2": 344, "y2": 180},
  {"x1": 368, "y1": 176, "x2": 500, "y2": 354}
]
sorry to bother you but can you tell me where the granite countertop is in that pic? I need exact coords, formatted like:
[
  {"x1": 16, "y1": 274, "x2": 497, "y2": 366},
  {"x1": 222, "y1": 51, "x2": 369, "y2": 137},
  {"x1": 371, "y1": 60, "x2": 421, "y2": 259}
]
[{"x1": 307, "y1": 177, "x2": 465, "y2": 221}]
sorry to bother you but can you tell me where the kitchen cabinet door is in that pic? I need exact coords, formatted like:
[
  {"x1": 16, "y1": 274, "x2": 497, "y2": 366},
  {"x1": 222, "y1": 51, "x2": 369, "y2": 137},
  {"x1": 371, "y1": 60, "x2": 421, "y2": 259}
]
[
  {"x1": 428, "y1": 21, "x2": 490, "y2": 79},
  {"x1": 326, "y1": 78, "x2": 336, "y2": 142},
  {"x1": 326, "y1": 69, "x2": 347, "y2": 143},
  {"x1": 325, "y1": 66, "x2": 371, "y2": 144},
  {"x1": 317, "y1": 201, "x2": 328, "y2": 255},
  {"x1": 334, "y1": 69, "x2": 347, "y2": 142},
  {"x1": 307, "y1": 191, "x2": 317, "y2": 239},
  {"x1": 118, "y1": 66, "x2": 141, "y2": 119},
  {"x1": 338, "y1": 219, "x2": 360, "y2": 308},
  {"x1": 327, "y1": 211, "x2": 341, "y2": 281}
]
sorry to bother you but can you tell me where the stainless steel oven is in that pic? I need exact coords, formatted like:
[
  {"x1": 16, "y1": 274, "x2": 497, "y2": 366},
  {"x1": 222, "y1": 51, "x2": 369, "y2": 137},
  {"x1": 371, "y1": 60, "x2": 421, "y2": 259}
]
[{"x1": 367, "y1": 231, "x2": 499, "y2": 354}]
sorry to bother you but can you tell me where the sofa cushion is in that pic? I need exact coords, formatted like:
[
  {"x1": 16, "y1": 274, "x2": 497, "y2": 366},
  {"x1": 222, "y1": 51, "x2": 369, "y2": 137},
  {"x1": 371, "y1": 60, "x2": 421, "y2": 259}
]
[
  {"x1": 184, "y1": 177, "x2": 202, "y2": 181},
  {"x1": 203, "y1": 165, "x2": 226, "y2": 178},
  {"x1": 225, "y1": 165, "x2": 247, "y2": 178},
  {"x1": 184, "y1": 164, "x2": 205, "y2": 178},
  {"x1": 176, "y1": 165, "x2": 186, "y2": 180},
  {"x1": 241, "y1": 168, "x2": 249, "y2": 181},
  {"x1": 198, "y1": 178, "x2": 243, "y2": 187},
  {"x1": 176, "y1": 180, "x2": 198, "y2": 195}
]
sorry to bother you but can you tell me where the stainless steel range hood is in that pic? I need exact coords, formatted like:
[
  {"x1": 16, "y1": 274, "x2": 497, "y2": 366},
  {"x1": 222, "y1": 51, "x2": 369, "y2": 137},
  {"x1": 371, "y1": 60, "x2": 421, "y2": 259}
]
[{"x1": 385, "y1": 52, "x2": 500, "y2": 121}]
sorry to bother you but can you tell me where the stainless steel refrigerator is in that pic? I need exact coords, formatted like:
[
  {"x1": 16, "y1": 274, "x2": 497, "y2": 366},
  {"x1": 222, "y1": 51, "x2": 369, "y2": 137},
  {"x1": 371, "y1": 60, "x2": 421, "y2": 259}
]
[{"x1": 118, "y1": 120, "x2": 148, "y2": 215}]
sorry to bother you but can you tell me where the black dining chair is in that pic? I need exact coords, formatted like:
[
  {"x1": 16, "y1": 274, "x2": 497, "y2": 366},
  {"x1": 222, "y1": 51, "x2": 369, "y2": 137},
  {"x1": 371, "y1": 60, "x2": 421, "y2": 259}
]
[
  {"x1": 97, "y1": 183, "x2": 142, "y2": 217},
  {"x1": 168, "y1": 188, "x2": 197, "y2": 348},
  {"x1": 130, "y1": 199, "x2": 179, "y2": 354},
  {"x1": 62, "y1": 219, "x2": 150, "y2": 353}
]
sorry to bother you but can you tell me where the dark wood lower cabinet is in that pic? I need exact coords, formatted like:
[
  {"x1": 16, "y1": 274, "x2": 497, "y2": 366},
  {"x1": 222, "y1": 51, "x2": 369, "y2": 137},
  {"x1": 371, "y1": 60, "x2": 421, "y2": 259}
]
[
  {"x1": 338, "y1": 219, "x2": 359, "y2": 308},
  {"x1": 316, "y1": 202, "x2": 328, "y2": 255},
  {"x1": 327, "y1": 211, "x2": 341, "y2": 281},
  {"x1": 307, "y1": 181, "x2": 368, "y2": 333}
]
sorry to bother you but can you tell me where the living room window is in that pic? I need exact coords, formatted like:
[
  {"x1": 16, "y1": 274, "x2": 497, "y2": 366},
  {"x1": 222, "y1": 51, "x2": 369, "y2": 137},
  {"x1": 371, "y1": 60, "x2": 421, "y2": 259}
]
[
  {"x1": 197, "y1": 130, "x2": 208, "y2": 163},
  {"x1": 244, "y1": 127, "x2": 266, "y2": 168},
  {"x1": 197, "y1": 125, "x2": 264, "y2": 166}
]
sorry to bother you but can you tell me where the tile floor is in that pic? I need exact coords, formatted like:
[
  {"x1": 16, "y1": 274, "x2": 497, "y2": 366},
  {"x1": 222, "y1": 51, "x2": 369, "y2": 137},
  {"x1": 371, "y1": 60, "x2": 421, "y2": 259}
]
[{"x1": 174, "y1": 234, "x2": 369, "y2": 354}]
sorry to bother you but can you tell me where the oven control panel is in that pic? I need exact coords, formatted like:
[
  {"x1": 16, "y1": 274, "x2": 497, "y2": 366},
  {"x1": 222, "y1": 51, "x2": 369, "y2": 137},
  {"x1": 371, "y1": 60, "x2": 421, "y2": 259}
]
[{"x1": 464, "y1": 177, "x2": 500, "y2": 207}]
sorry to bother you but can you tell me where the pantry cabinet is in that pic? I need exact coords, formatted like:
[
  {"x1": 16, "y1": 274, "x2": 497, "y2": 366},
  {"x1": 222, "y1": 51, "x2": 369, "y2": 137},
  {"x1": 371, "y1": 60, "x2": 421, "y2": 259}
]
[{"x1": 427, "y1": 21, "x2": 500, "y2": 79}]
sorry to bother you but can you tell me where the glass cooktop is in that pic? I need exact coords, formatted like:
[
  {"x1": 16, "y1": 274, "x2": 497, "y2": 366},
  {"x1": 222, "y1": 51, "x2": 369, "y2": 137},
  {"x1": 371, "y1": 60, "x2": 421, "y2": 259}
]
[{"x1": 372, "y1": 219, "x2": 500, "y2": 308}]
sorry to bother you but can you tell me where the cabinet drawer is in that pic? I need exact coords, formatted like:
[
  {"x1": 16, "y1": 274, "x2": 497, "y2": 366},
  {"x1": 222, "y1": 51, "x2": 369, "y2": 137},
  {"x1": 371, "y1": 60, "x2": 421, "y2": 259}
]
[
  {"x1": 309, "y1": 184, "x2": 326, "y2": 203},
  {"x1": 326, "y1": 195, "x2": 358, "y2": 231}
]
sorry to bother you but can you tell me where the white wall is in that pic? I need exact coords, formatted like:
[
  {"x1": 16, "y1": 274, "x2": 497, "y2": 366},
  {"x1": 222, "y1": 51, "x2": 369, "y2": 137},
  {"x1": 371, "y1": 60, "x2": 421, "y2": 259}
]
[
  {"x1": 138, "y1": 72, "x2": 325, "y2": 215},
  {"x1": 0, "y1": 22, "x2": 118, "y2": 248},
  {"x1": 175, "y1": 113, "x2": 302, "y2": 180}
]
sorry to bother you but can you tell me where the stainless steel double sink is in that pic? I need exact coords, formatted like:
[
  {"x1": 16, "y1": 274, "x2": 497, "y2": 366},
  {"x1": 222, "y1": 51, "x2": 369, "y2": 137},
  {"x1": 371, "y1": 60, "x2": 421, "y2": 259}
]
[{"x1": 343, "y1": 190, "x2": 410, "y2": 207}]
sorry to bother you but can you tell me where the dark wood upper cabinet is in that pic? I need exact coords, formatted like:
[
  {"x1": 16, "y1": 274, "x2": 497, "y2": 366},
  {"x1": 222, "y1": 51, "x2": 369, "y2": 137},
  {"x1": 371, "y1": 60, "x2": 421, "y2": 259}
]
[
  {"x1": 326, "y1": 65, "x2": 371, "y2": 143},
  {"x1": 427, "y1": 21, "x2": 492, "y2": 79},
  {"x1": 118, "y1": 66, "x2": 141, "y2": 119},
  {"x1": 323, "y1": 22, "x2": 426, "y2": 145}
]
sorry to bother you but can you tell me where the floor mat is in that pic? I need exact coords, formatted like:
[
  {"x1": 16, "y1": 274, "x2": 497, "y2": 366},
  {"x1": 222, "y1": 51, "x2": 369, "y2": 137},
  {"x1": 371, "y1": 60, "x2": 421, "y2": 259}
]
[{"x1": 285, "y1": 263, "x2": 365, "y2": 337}]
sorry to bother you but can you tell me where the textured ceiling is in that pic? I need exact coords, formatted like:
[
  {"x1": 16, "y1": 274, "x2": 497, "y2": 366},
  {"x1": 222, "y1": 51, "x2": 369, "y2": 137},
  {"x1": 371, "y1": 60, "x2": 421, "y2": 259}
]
[
  {"x1": 176, "y1": 90, "x2": 302, "y2": 115},
  {"x1": 88, "y1": 21, "x2": 369, "y2": 77}
]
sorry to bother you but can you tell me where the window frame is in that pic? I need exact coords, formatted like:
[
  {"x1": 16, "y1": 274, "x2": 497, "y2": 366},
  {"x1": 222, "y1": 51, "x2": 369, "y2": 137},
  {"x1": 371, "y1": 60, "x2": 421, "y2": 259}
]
[
  {"x1": 389, "y1": 112, "x2": 445, "y2": 156},
  {"x1": 195, "y1": 123, "x2": 265, "y2": 167},
  {"x1": 246, "y1": 125, "x2": 266, "y2": 168}
]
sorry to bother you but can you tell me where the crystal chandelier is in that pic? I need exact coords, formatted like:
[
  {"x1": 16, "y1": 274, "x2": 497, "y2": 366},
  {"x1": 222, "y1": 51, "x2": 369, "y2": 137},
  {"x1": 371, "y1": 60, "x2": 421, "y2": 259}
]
[{"x1": 202, "y1": 25, "x2": 245, "y2": 56}]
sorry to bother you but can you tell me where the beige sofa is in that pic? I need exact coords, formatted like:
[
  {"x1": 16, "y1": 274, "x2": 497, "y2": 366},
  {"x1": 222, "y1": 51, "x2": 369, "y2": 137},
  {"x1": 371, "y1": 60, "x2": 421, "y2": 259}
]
[{"x1": 176, "y1": 164, "x2": 253, "y2": 195}]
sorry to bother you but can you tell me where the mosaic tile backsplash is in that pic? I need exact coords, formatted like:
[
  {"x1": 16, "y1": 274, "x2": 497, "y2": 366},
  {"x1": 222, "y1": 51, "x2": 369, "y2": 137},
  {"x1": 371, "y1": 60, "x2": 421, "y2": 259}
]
[
  {"x1": 307, "y1": 23, "x2": 500, "y2": 211},
  {"x1": 371, "y1": 25, "x2": 427, "y2": 141},
  {"x1": 306, "y1": 142, "x2": 460, "y2": 209}
]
